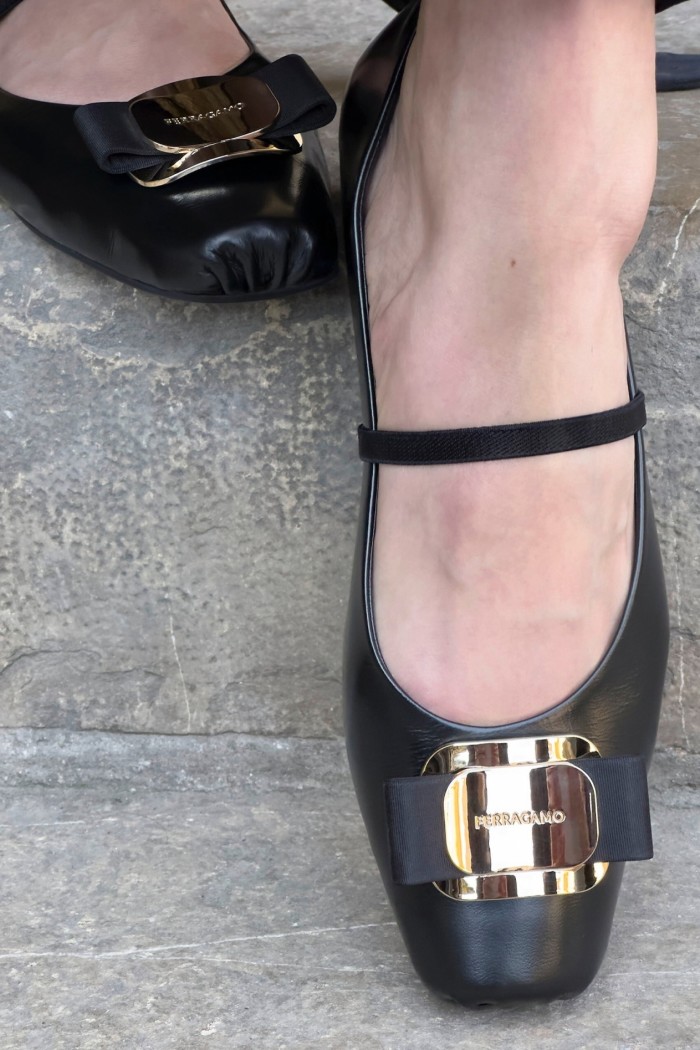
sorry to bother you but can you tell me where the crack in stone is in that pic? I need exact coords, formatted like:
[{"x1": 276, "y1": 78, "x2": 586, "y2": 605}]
[
  {"x1": 166, "y1": 597, "x2": 192, "y2": 733},
  {"x1": 69, "y1": 324, "x2": 273, "y2": 374},
  {"x1": 0, "y1": 813, "x2": 175, "y2": 831},
  {"x1": 656, "y1": 195, "x2": 700, "y2": 307},
  {"x1": 0, "y1": 818, "x2": 117, "y2": 830},
  {"x1": 669, "y1": 508, "x2": 692, "y2": 752},
  {"x1": 0, "y1": 647, "x2": 99, "y2": 677},
  {"x1": 0, "y1": 726, "x2": 341, "y2": 743},
  {"x1": 0, "y1": 921, "x2": 398, "y2": 962},
  {"x1": 132, "y1": 955, "x2": 412, "y2": 977}
]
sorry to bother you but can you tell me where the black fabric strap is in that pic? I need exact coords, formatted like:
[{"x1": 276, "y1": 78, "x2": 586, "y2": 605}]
[
  {"x1": 656, "y1": 51, "x2": 700, "y2": 92},
  {"x1": 74, "y1": 55, "x2": 336, "y2": 175},
  {"x1": 255, "y1": 54, "x2": 336, "y2": 136},
  {"x1": 359, "y1": 390, "x2": 646, "y2": 466},
  {"x1": 385, "y1": 754, "x2": 652, "y2": 886}
]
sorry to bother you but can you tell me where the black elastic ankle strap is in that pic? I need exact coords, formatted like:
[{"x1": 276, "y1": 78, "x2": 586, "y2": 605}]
[{"x1": 358, "y1": 390, "x2": 646, "y2": 465}]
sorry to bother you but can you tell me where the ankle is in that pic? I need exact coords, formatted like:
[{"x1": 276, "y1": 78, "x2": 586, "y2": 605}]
[
  {"x1": 369, "y1": 242, "x2": 631, "y2": 432},
  {"x1": 367, "y1": 69, "x2": 647, "y2": 430},
  {"x1": 379, "y1": 66, "x2": 655, "y2": 265},
  {"x1": 368, "y1": 0, "x2": 658, "y2": 292}
]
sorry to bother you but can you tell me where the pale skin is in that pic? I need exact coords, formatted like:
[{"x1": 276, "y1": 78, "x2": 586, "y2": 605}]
[
  {"x1": 0, "y1": 0, "x2": 250, "y2": 102},
  {"x1": 367, "y1": 0, "x2": 658, "y2": 725},
  {"x1": 0, "y1": 0, "x2": 659, "y2": 725}
]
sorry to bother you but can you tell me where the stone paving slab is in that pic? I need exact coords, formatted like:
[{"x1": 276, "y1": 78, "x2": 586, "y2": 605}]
[
  {"x1": 0, "y1": 731, "x2": 695, "y2": 1050},
  {"x1": 0, "y1": 275, "x2": 357, "y2": 738}
]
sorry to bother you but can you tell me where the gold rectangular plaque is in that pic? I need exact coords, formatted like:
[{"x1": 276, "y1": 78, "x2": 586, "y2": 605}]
[
  {"x1": 443, "y1": 761, "x2": 598, "y2": 876},
  {"x1": 423, "y1": 736, "x2": 608, "y2": 901}
]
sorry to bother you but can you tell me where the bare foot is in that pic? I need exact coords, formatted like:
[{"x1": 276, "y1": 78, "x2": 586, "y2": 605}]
[
  {"x1": 0, "y1": 0, "x2": 250, "y2": 103},
  {"x1": 364, "y1": 0, "x2": 657, "y2": 726}
]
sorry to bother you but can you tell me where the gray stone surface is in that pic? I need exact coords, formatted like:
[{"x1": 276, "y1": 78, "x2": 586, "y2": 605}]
[
  {"x1": 0, "y1": 276, "x2": 357, "y2": 737},
  {"x1": 0, "y1": 0, "x2": 698, "y2": 1046},
  {"x1": 0, "y1": 1, "x2": 393, "y2": 740},
  {"x1": 0, "y1": 731, "x2": 696, "y2": 1050}
]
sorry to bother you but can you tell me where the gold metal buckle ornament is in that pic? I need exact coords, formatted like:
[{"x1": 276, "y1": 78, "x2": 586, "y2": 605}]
[
  {"x1": 423, "y1": 736, "x2": 608, "y2": 901},
  {"x1": 129, "y1": 75, "x2": 301, "y2": 187}
]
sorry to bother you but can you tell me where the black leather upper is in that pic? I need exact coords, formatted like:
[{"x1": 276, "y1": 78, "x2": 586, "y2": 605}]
[
  {"x1": 0, "y1": 49, "x2": 338, "y2": 300},
  {"x1": 340, "y1": 3, "x2": 669, "y2": 1006}
]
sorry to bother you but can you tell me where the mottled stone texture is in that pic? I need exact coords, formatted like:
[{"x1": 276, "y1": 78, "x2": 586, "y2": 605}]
[
  {"x1": 0, "y1": 279, "x2": 358, "y2": 737},
  {"x1": 0, "y1": 731, "x2": 696, "y2": 1049},
  {"x1": 0, "y1": 4, "x2": 391, "y2": 741},
  {"x1": 0, "y1": 0, "x2": 699, "y2": 1046}
]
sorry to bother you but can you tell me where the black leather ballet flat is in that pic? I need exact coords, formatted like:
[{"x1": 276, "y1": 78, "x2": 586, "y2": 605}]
[
  {"x1": 0, "y1": 1, "x2": 338, "y2": 301},
  {"x1": 341, "y1": 3, "x2": 669, "y2": 1006}
]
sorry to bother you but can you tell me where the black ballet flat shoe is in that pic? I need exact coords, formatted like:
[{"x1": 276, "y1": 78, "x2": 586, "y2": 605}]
[
  {"x1": 340, "y1": 3, "x2": 669, "y2": 1006},
  {"x1": 0, "y1": 1, "x2": 338, "y2": 301},
  {"x1": 380, "y1": 0, "x2": 697, "y2": 94}
]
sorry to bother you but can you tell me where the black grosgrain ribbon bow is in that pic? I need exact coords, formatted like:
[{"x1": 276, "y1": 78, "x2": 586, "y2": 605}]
[
  {"x1": 384, "y1": 754, "x2": 654, "y2": 886},
  {"x1": 74, "y1": 54, "x2": 336, "y2": 177}
]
